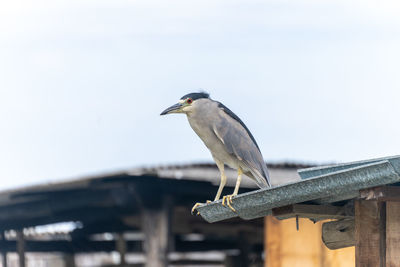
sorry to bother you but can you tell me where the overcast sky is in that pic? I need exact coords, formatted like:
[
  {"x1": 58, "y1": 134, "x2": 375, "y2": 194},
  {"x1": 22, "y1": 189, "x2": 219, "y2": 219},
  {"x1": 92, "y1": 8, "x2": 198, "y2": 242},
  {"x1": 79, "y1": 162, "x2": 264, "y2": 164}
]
[{"x1": 1, "y1": 0, "x2": 400, "y2": 189}]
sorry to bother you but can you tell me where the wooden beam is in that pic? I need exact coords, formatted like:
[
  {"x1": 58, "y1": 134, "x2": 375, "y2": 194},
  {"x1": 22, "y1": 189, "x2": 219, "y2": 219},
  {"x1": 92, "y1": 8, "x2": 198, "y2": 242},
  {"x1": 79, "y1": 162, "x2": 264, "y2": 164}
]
[
  {"x1": 272, "y1": 204, "x2": 353, "y2": 221},
  {"x1": 360, "y1": 186, "x2": 400, "y2": 202},
  {"x1": 386, "y1": 201, "x2": 400, "y2": 266},
  {"x1": 355, "y1": 200, "x2": 386, "y2": 267},
  {"x1": 16, "y1": 230, "x2": 25, "y2": 267},
  {"x1": 322, "y1": 219, "x2": 354, "y2": 249}
]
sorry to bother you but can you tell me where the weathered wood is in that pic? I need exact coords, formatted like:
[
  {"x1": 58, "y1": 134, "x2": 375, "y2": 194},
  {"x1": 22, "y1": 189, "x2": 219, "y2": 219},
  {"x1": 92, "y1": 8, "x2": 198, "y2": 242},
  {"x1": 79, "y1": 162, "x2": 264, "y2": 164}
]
[
  {"x1": 355, "y1": 200, "x2": 386, "y2": 267},
  {"x1": 322, "y1": 219, "x2": 355, "y2": 250},
  {"x1": 360, "y1": 186, "x2": 400, "y2": 202},
  {"x1": 141, "y1": 197, "x2": 172, "y2": 267},
  {"x1": 16, "y1": 230, "x2": 25, "y2": 267},
  {"x1": 116, "y1": 233, "x2": 126, "y2": 266},
  {"x1": 272, "y1": 204, "x2": 353, "y2": 221},
  {"x1": 386, "y1": 201, "x2": 400, "y2": 266}
]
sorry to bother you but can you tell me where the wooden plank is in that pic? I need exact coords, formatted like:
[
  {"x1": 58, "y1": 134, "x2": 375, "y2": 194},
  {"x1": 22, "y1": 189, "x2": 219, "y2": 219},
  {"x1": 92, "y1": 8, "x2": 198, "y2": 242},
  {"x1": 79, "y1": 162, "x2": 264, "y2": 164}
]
[
  {"x1": 272, "y1": 204, "x2": 353, "y2": 221},
  {"x1": 386, "y1": 201, "x2": 400, "y2": 266},
  {"x1": 322, "y1": 219, "x2": 355, "y2": 249},
  {"x1": 16, "y1": 230, "x2": 25, "y2": 267},
  {"x1": 355, "y1": 200, "x2": 386, "y2": 267},
  {"x1": 360, "y1": 186, "x2": 400, "y2": 202},
  {"x1": 265, "y1": 216, "x2": 355, "y2": 267},
  {"x1": 265, "y1": 216, "x2": 281, "y2": 267}
]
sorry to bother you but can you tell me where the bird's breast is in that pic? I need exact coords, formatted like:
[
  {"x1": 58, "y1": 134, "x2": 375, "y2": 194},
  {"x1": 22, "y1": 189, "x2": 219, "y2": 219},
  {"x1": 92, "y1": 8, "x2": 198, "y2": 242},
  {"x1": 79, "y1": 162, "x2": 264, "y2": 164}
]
[{"x1": 186, "y1": 115, "x2": 239, "y2": 168}]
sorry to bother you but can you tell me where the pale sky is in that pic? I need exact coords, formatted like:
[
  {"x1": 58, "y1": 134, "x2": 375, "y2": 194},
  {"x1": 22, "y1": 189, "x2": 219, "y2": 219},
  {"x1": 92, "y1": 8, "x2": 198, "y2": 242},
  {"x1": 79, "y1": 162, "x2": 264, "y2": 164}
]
[{"x1": 1, "y1": 0, "x2": 400, "y2": 189}]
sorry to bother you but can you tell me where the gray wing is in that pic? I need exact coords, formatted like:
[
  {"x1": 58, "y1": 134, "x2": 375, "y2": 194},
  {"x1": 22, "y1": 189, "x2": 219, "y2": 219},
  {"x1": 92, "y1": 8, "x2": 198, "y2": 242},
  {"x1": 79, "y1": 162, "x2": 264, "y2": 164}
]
[{"x1": 213, "y1": 105, "x2": 271, "y2": 188}]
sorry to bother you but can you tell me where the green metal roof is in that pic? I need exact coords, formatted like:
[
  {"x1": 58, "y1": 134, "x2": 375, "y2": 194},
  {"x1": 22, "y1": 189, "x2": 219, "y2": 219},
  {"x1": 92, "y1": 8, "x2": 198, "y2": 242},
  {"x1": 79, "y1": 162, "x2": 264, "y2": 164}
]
[{"x1": 197, "y1": 155, "x2": 400, "y2": 223}]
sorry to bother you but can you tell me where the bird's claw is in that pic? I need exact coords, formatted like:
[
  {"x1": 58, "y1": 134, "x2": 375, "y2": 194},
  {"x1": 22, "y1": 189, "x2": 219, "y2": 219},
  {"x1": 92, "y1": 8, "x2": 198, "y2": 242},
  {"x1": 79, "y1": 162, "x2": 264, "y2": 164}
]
[
  {"x1": 191, "y1": 200, "x2": 212, "y2": 215},
  {"x1": 222, "y1": 195, "x2": 237, "y2": 212}
]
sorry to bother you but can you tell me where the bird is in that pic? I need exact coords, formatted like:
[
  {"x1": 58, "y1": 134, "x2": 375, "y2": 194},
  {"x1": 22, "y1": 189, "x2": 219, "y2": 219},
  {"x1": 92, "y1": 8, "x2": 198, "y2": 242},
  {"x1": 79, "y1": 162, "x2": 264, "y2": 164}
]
[{"x1": 160, "y1": 92, "x2": 271, "y2": 213}]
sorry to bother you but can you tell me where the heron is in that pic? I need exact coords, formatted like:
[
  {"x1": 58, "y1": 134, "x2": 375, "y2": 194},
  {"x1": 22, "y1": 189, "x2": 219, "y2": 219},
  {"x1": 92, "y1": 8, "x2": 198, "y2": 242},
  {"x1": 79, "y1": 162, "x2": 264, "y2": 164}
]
[{"x1": 160, "y1": 92, "x2": 271, "y2": 213}]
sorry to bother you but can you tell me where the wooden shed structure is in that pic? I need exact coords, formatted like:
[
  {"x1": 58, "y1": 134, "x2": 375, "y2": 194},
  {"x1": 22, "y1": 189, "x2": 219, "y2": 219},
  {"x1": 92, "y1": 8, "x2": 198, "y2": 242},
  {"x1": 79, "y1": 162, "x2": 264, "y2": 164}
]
[
  {"x1": 197, "y1": 155, "x2": 400, "y2": 267},
  {"x1": 0, "y1": 162, "x2": 307, "y2": 267}
]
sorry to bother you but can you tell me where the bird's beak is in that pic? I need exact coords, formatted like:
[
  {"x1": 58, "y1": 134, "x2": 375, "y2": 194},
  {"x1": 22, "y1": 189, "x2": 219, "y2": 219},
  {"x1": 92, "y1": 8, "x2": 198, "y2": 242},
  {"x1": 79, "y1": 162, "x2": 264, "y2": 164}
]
[{"x1": 160, "y1": 103, "x2": 183, "y2": 115}]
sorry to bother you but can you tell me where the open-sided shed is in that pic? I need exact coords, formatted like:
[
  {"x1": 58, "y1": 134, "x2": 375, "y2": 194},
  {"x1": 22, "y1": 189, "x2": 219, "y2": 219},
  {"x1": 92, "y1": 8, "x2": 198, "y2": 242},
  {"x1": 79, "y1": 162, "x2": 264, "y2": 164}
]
[
  {"x1": 197, "y1": 155, "x2": 400, "y2": 266},
  {"x1": 0, "y1": 163, "x2": 303, "y2": 267}
]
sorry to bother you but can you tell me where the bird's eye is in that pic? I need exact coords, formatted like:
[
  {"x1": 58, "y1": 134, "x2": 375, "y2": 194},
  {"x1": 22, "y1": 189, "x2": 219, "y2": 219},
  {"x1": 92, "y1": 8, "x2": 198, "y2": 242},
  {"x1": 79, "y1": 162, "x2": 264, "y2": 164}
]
[{"x1": 186, "y1": 98, "x2": 193, "y2": 104}]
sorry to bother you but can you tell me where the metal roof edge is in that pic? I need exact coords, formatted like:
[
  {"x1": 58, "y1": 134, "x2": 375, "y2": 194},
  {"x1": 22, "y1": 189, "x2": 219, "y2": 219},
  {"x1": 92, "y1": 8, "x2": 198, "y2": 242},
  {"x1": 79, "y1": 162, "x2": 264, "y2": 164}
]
[
  {"x1": 197, "y1": 159, "x2": 400, "y2": 223},
  {"x1": 298, "y1": 155, "x2": 400, "y2": 179}
]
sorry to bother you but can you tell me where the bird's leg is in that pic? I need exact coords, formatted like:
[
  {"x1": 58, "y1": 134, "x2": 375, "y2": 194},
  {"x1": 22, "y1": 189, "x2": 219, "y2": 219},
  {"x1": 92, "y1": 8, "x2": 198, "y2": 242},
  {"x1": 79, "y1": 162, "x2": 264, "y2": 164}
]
[
  {"x1": 222, "y1": 167, "x2": 243, "y2": 212},
  {"x1": 191, "y1": 160, "x2": 225, "y2": 215},
  {"x1": 214, "y1": 160, "x2": 226, "y2": 201}
]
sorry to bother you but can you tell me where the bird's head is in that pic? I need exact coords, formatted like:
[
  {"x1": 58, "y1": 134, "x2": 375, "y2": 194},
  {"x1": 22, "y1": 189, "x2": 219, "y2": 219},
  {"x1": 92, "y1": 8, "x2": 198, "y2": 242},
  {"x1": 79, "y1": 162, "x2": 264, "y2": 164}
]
[{"x1": 160, "y1": 92, "x2": 210, "y2": 115}]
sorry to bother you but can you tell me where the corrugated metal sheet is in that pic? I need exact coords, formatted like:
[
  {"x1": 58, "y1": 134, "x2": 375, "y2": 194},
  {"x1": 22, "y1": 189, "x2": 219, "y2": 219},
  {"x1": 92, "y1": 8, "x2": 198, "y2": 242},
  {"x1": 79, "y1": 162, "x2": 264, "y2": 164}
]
[{"x1": 197, "y1": 156, "x2": 400, "y2": 223}]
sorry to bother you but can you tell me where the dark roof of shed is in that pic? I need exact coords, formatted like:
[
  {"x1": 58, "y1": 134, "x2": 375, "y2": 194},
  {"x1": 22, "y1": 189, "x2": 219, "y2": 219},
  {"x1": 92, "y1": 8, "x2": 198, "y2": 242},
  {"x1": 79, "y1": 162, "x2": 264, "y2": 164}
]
[
  {"x1": 0, "y1": 162, "x2": 311, "y2": 203},
  {"x1": 197, "y1": 155, "x2": 400, "y2": 223},
  {"x1": 0, "y1": 162, "x2": 310, "y2": 230}
]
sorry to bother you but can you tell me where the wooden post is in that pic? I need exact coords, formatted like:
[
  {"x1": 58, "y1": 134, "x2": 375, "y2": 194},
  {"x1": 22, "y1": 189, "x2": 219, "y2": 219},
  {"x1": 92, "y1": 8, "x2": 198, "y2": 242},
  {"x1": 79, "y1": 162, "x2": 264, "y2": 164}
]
[
  {"x1": 357, "y1": 186, "x2": 400, "y2": 267},
  {"x1": 16, "y1": 230, "x2": 25, "y2": 267},
  {"x1": 355, "y1": 200, "x2": 386, "y2": 267},
  {"x1": 116, "y1": 233, "x2": 127, "y2": 266},
  {"x1": 63, "y1": 254, "x2": 76, "y2": 267},
  {"x1": 386, "y1": 201, "x2": 400, "y2": 266},
  {"x1": 1, "y1": 232, "x2": 7, "y2": 267},
  {"x1": 141, "y1": 197, "x2": 172, "y2": 267},
  {"x1": 265, "y1": 216, "x2": 281, "y2": 267}
]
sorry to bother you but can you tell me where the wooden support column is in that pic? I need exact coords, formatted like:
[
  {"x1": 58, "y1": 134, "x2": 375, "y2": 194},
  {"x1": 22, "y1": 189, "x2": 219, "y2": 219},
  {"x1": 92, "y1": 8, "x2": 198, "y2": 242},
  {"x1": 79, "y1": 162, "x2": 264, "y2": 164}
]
[
  {"x1": 355, "y1": 200, "x2": 386, "y2": 267},
  {"x1": 1, "y1": 232, "x2": 7, "y2": 267},
  {"x1": 16, "y1": 230, "x2": 25, "y2": 267},
  {"x1": 357, "y1": 186, "x2": 400, "y2": 267},
  {"x1": 141, "y1": 197, "x2": 172, "y2": 267},
  {"x1": 63, "y1": 254, "x2": 76, "y2": 267},
  {"x1": 386, "y1": 201, "x2": 400, "y2": 266},
  {"x1": 116, "y1": 233, "x2": 127, "y2": 266}
]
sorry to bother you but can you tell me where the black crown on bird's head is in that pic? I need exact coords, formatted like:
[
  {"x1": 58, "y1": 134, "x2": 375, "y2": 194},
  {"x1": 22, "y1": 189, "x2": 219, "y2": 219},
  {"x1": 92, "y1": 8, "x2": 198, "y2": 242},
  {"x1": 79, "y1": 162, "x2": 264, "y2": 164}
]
[{"x1": 180, "y1": 92, "x2": 210, "y2": 101}]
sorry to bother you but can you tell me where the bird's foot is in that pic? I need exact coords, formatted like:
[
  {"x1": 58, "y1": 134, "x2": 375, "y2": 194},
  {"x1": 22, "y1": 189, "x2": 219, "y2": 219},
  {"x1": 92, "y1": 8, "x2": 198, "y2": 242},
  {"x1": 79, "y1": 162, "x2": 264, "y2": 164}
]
[
  {"x1": 222, "y1": 195, "x2": 237, "y2": 212},
  {"x1": 191, "y1": 200, "x2": 212, "y2": 215}
]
